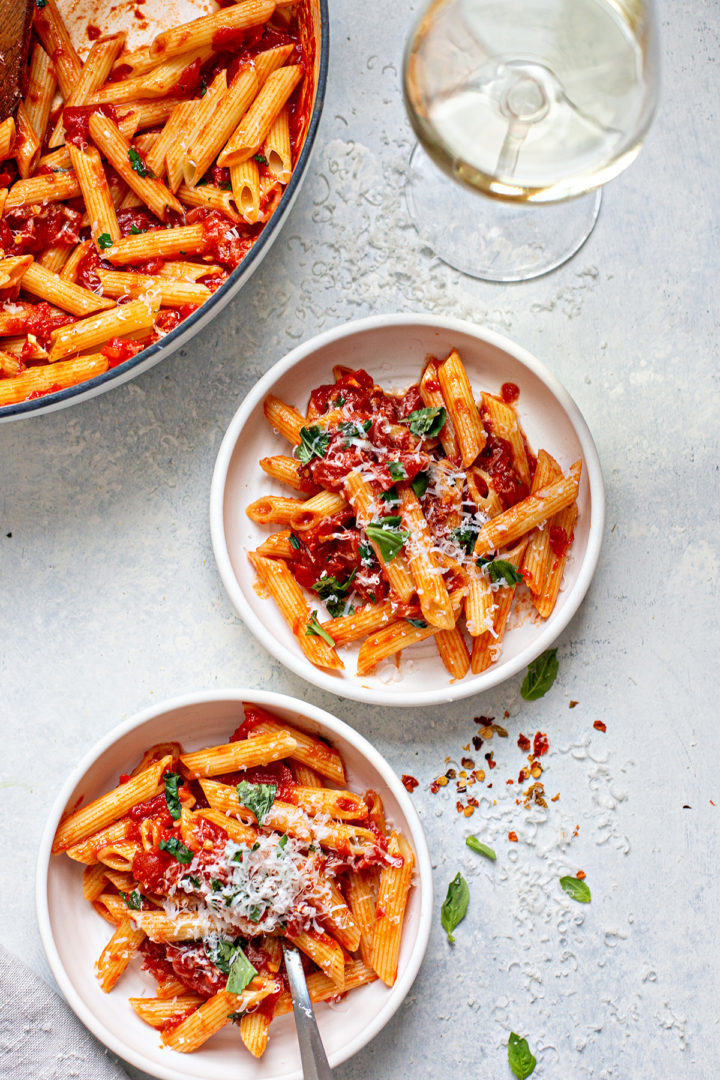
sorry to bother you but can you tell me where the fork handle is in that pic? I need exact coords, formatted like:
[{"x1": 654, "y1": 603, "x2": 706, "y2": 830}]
[{"x1": 282, "y1": 945, "x2": 334, "y2": 1080}]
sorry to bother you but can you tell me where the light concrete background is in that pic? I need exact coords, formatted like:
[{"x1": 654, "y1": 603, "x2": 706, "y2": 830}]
[{"x1": 1, "y1": 0, "x2": 718, "y2": 1077}]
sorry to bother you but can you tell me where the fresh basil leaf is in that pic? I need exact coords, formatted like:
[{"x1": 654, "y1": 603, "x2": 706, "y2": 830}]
[
  {"x1": 453, "y1": 522, "x2": 480, "y2": 554},
  {"x1": 128, "y1": 147, "x2": 153, "y2": 178},
  {"x1": 277, "y1": 835, "x2": 288, "y2": 853},
  {"x1": 210, "y1": 878, "x2": 223, "y2": 892},
  {"x1": 128, "y1": 223, "x2": 146, "y2": 235},
  {"x1": 253, "y1": 153, "x2": 268, "y2": 165},
  {"x1": 248, "y1": 905, "x2": 264, "y2": 923},
  {"x1": 406, "y1": 617, "x2": 428, "y2": 629},
  {"x1": 97, "y1": 232, "x2": 113, "y2": 250},
  {"x1": 164, "y1": 772, "x2": 182, "y2": 820},
  {"x1": 338, "y1": 419, "x2": 371, "y2": 443},
  {"x1": 359, "y1": 542, "x2": 373, "y2": 563},
  {"x1": 521, "y1": 648, "x2": 559, "y2": 701},
  {"x1": 182, "y1": 874, "x2": 201, "y2": 887},
  {"x1": 296, "y1": 426, "x2": 329, "y2": 464},
  {"x1": 231, "y1": 851, "x2": 243, "y2": 864},
  {"x1": 158, "y1": 836, "x2": 194, "y2": 864},
  {"x1": 209, "y1": 938, "x2": 239, "y2": 974},
  {"x1": 559, "y1": 876, "x2": 591, "y2": 903},
  {"x1": 364, "y1": 518, "x2": 409, "y2": 562},
  {"x1": 236, "y1": 781, "x2": 277, "y2": 824},
  {"x1": 387, "y1": 461, "x2": 407, "y2": 482},
  {"x1": 228, "y1": 1010, "x2": 244, "y2": 1023},
  {"x1": 312, "y1": 570, "x2": 356, "y2": 616},
  {"x1": 441, "y1": 872, "x2": 469, "y2": 944},
  {"x1": 403, "y1": 406, "x2": 447, "y2": 438},
  {"x1": 288, "y1": 532, "x2": 301, "y2": 550},
  {"x1": 484, "y1": 559, "x2": 524, "y2": 587},
  {"x1": 381, "y1": 486, "x2": 399, "y2": 503},
  {"x1": 120, "y1": 889, "x2": 143, "y2": 910},
  {"x1": 226, "y1": 946, "x2": 258, "y2": 994},
  {"x1": 466, "y1": 836, "x2": 497, "y2": 860},
  {"x1": 411, "y1": 471, "x2": 429, "y2": 499},
  {"x1": 508, "y1": 1033, "x2": 537, "y2": 1079},
  {"x1": 305, "y1": 610, "x2": 336, "y2": 647}
]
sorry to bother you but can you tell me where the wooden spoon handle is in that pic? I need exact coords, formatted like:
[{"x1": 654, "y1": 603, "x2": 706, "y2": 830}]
[{"x1": 0, "y1": 0, "x2": 34, "y2": 123}]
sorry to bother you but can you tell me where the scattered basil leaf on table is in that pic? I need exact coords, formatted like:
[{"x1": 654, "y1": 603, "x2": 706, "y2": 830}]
[
  {"x1": 236, "y1": 781, "x2": 277, "y2": 824},
  {"x1": 441, "y1": 872, "x2": 469, "y2": 944},
  {"x1": 508, "y1": 1032, "x2": 537, "y2": 1079},
  {"x1": 404, "y1": 406, "x2": 447, "y2": 438},
  {"x1": 296, "y1": 426, "x2": 330, "y2": 464},
  {"x1": 559, "y1": 876, "x2": 591, "y2": 903},
  {"x1": 305, "y1": 610, "x2": 336, "y2": 647},
  {"x1": 158, "y1": 836, "x2": 194, "y2": 864},
  {"x1": 521, "y1": 648, "x2": 559, "y2": 701},
  {"x1": 364, "y1": 517, "x2": 409, "y2": 562},
  {"x1": 163, "y1": 771, "x2": 182, "y2": 820},
  {"x1": 466, "y1": 836, "x2": 496, "y2": 861}
]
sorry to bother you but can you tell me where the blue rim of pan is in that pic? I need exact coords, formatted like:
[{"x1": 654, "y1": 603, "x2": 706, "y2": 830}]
[{"x1": 2, "y1": 1, "x2": 330, "y2": 420}]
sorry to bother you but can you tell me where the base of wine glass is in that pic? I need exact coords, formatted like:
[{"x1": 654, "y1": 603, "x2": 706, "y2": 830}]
[{"x1": 406, "y1": 144, "x2": 602, "y2": 283}]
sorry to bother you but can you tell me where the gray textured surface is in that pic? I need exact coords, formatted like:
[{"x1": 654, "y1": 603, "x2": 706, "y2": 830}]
[{"x1": 2, "y1": 0, "x2": 719, "y2": 1077}]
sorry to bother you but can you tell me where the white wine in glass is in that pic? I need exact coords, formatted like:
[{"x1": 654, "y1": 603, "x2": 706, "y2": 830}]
[{"x1": 403, "y1": 0, "x2": 659, "y2": 280}]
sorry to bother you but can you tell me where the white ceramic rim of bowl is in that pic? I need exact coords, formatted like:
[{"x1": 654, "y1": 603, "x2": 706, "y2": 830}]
[
  {"x1": 210, "y1": 313, "x2": 605, "y2": 706},
  {"x1": 35, "y1": 688, "x2": 433, "y2": 1080}
]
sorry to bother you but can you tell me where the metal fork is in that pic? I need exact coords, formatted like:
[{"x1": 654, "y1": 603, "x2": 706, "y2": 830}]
[{"x1": 282, "y1": 943, "x2": 334, "y2": 1080}]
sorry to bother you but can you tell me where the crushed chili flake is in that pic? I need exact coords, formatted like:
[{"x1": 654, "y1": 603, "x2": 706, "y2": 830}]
[
  {"x1": 523, "y1": 782, "x2": 547, "y2": 809},
  {"x1": 573, "y1": 824, "x2": 580, "y2": 836},
  {"x1": 467, "y1": 797, "x2": 479, "y2": 808},
  {"x1": 530, "y1": 764, "x2": 543, "y2": 779},
  {"x1": 401, "y1": 774, "x2": 419, "y2": 793},
  {"x1": 506, "y1": 779, "x2": 514, "y2": 785},
  {"x1": 461, "y1": 757, "x2": 475, "y2": 769},
  {"x1": 472, "y1": 735, "x2": 483, "y2": 751},
  {"x1": 508, "y1": 831, "x2": 518, "y2": 842},
  {"x1": 435, "y1": 775, "x2": 448, "y2": 787},
  {"x1": 576, "y1": 870, "x2": 586, "y2": 880},
  {"x1": 517, "y1": 733, "x2": 531, "y2": 752},
  {"x1": 518, "y1": 767, "x2": 529, "y2": 783},
  {"x1": 551, "y1": 793, "x2": 560, "y2": 802},
  {"x1": 456, "y1": 801, "x2": 464, "y2": 814},
  {"x1": 430, "y1": 781, "x2": 440, "y2": 794},
  {"x1": 593, "y1": 720, "x2": 607, "y2": 732},
  {"x1": 446, "y1": 768, "x2": 457, "y2": 779},
  {"x1": 474, "y1": 769, "x2": 485, "y2": 782},
  {"x1": 492, "y1": 723, "x2": 508, "y2": 738},
  {"x1": 533, "y1": 732, "x2": 549, "y2": 757},
  {"x1": 463, "y1": 806, "x2": 474, "y2": 817},
  {"x1": 569, "y1": 700, "x2": 579, "y2": 708}
]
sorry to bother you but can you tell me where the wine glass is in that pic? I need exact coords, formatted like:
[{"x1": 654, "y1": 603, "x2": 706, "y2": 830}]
[{"x1": 402, "y1": 0, "x2": 659, "y2": 281}]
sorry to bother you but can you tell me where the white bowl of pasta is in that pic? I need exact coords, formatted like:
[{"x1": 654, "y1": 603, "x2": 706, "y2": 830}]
[
  {"x1": 36, "y1": 689, "x2": 432, "y2": 1080},
  {"x1": 0, "y1": 0, "x2": 328, "y2": 419},
  {"x1": 211, "y1": 314, "x2": 605, "y2": 705}
]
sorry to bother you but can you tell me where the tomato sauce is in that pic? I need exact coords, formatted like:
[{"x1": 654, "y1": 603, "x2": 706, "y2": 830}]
[{"x1": 63, "y1": 104, "x2": 120, "y2": 151}]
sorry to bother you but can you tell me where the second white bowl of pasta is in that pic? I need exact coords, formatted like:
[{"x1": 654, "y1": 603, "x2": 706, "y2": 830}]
[
  {"x1": 210, "y1": 314, "x2": 605, "y2": 705},
  {"x1": 36, "y1": 689, "x2": 432, "y2": 1080}
]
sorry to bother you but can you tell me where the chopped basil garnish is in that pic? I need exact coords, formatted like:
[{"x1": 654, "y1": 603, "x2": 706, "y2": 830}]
[
  {"x1": 406, "y1": 617, "x2": 428, "y2": 629},
  {"x1": 182, "y1": 874, "x2": 201, "y2": 887},
  {"x1": 333, "y1": 394, "x2": 345, "y2": 407},
  {"x1": 289, "y1": 532, "x2": 301, "y2": 550},
  {"x1": 226, "y1": 946, "x2": 258, "y2": 994},
  {"x1": 97, "y1": 233, "x2": 113, "y2": 250},
  {"x1": 248, "y1": 905, "x2": 264, "y2": 923},
  {"x1": 559, "y1": 876, "x2": 591, "y2": 903},
  {"x1": 480, "y1": 558, "x2": 524, "y2": 587},
  {"x1": 163, "y1": 772, "x2": 182, "y2": 820},
  {"x1": 36, "y1": 0, "x2": 48, "y2": 8},
  {"x1": 236, "y1": 781, "x2": 277, "y2": 824},
  {"x1": 296, "y1": 425, "x2": 330, "y2": 464},
  {"x1": 277, "y1": 834, "x2": 288, "y2": 853},
  {"x1": 411, "y1": 471, "x2": 429, "y2": 499},
  {"x1": 453, "y1": 522, "x2": 481, "y2": 555},
  {"x1": 128, "y1": 147, "x2": 153, "y2": 178},
  {"x1": 253, "y1": 153, "x2": 268, "y2": 165},
  {"x1": 158, "y1": 836, "x2": 193, "y2": 864},
  {"x1": 441, "y1": 872, "x2": 469, "y2": 944},
  {"x1": 210, "y1": 878, "x2": 223, "y2": 892},
  {"x1": 128, "y1": 223, "x2": 146, "y2": 235},
  {"x1": 305, "y1": 610, "x2": 336, "y2": 646},
  {"x1": 339, "y1": 419, "x2": 371, "y2": 443},
  {"x1": 209, "y1": 938, "x2": 240, "y2": 974},
  {"x1": 508, "y1": 1033, "x2": 537, "y2": 1079},
  {"x1": 120, "y1": 889, "x2": 143, "y2": 910},
  {"x1": 381, "y1": 486, "x2": 399, "y2": 503},
  {"x1": 359, "y1": 542, "x2": 373, "y2": 564},
  {"x1": 521, "y1": 648, "x2": 559, "y2": 701},
  {"x1": 403, "y1": 406, "x2": 446, "y2": 438},
  {"x1": 312, "y1": 570, "x2": 356, "y2": 617},
  {"x1": 466, "y1": 836, "x2": 496, "y2": 860},
  {"x1": 387, "y1": 461, "x2": 407, "y2": 482},
  {"x1": 364, "y1": 517, "x2": 409, "y2": 562}
]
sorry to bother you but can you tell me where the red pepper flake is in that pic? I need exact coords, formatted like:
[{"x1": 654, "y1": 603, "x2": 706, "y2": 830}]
[
  {"x1": 573, "y1": 824, "x2": 580, "y2": 836},
  {"x1": 576, "y1": 870, "x2": 586, "y2": 880},
  {"x1": 517, "y1": 733, "x2": 531, "y2": 752},
  {"x1": 569, "y1": 700, "x2": 579, "y2": 709},
  {"x1": 518, "y1": 767, "x2": 529, "y2": 784},
  {"x1": 401, "y1": 774, "x2": 419, "y2": 793},
  {"x1": 533, "y1": 731, "x2": 549, "y2": 757},
  {"x1": 455, "y1": 801, "x2": 464, "y2": 814},
  {"x1": 551, "y1": 793, "x2": 560, "y2": 802},
  {"x1": 467, "y1": 796, "x2": 479, "y2": 808},
  {"x1": 508, "y1": 831, "x2": 518, "y2": 842},
  {"x1": 430, "y1": 781, "x2": 440, "y2": 795},
  {"x1": 593, "y1": 720, "x2": 607, "y2": 732},
  {"x1": 506, "y1": 779, "x2": 514, "y2": 785},
  {"x1": 461, "y1": 757, "x2": 475, "y2": 769}
]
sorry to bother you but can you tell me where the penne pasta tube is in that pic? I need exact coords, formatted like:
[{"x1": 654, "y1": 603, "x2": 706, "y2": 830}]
[
  {"x1": 230, "y1": 160, "x2": 261, "y2": 224},
  {"x1": 95, "y1": 918, "x2": 146, "y2": 992},
  {"x1": 0, "y1": 351, "x2": 23, "y2": 376},
  {"x1": 60, "y1": 240, "x2": 94, "y2": 284},
  {"x1": 33, "y1": 0, "x2": 82, "y2": 99},
  {"x1": 274, "y1": 959, "x2": 377, "y2": 1016},
  {"x1": 49, "y1": 34, "x2": 127, "y2": 148},
  {"x1": 356, "y1": 589, "x2": 465, "y2": 676},
  {"x1": 263, "y1": 394, "x2": 305, "y2": 442},
  {"x1": 5, "y1": 172, "x2": 82, "y2": 211},
  {"x1": 322, "y1": 601, "x2": 395, "y2": 648},
  {"x1": 65, "y1": 817, "x2": 133, "y2": 865},
  {"x1": 218, "y1": 66, "x2": 304, "y2": 167},
  {"x1": 128, "y1": 910, "x2": 207, "y2": 942},
  {"x1": 199, "y1": 781, "x2": 311, "y2": 841},
  {"x1": 180, "y1": 729, "x2": 297, "y2": 779},
  {"x1": 345, "y1": 869, "x2": 379, "y2": 968},
  {"x1": 290, "y1": 490, "x2": 349, "y2": 532},
  {"x1": 533, "y1": 501, "x2": 578, "y2": 618},
  {"x1": 321, "y1": 879, "x2": 361, "y2": 952},
  {"x1": 88, "y1": 113, "x2": 184, "y2": 221},
  {"x1": 248, "y1": 553, "x2": 344, "y2": 670},
  {"x1": 105, "y1": 225, "x2": 206, "y2": 266},
  {"x1": 243, "y1": 710, "x2": 346, "y2": 784},
  {"x1": 0, "y1": 354, "x2": 110, "y2": 408},
  {"x1": 182, "y1": 67, "x2": 259, "y2": 187},
  {"x1": 130, "y1": 996, "x2": 204, "y2": 1028},
  {"x1": 38, "y1": 245, "x2": 71, "y2": 275},
  {"x1": 420, "y1": 356, "x2": 461, "y2": 463},
  {"x1": 471, "y1": 538, "x2": 528, "y2": 673},
  {"x1": 287, "y1": 930, "x2": 345, "y2": 989},
  {"x1": 0, "y1": 256, "x2": 34, "y2": 290},
  {"x1": 481, "y1": 391, "x2": 531, "y2": 486},
  {"x1": 370, "y1": 832, "x2": 414, "y2": 986},
  {"x1": 240, "y1": 1012, "x2": 271, "y2": 1058},
  {"x1": 81, "y1": 863, "x2": 108, "y2": 902},
  {"x1": 23, "y1": 45, "x2": 57, "y2": 149},
  {"x1": 437, "y1": 349, "x2": 487, "y2": 466},
  {"x1": 196, "y1": 807, "x2": 258, "y2": 846},
  {"x1": 161, "y1": 981, "x2": 278, "y2": 1053},
  {"x1": 520, "y1": 449, "x2": 563, "y2": 595},
  {"x1": 52, "y1": 755, "x2": 172, "y2": 853},
  {"x1": 343, "y1": 471, "x2": 415, "y2": 603},
  {"x1": 259, "y1": 455, "x2": 320, "y2": 494},
  {"x1": 263, "y1": 107, "x2": 292, "y2": 184},
  {"x1": 144, "y1": 101, "x2": 195, "y2": 179},
  {"x1": 149, "y1": 0, "x2": 275, "y2": 61},
  {"x1": 292, "y1": 762, "x2": 324, "y2": 788},
  {"x1": 435, "y1": 625, "x2": 471, "y2": 678},
  {"x1": 48, "y1": 297, "x2": 160, "y2": 363},
  {"x1": 473, "y1": 462, "x2": 582, "y2": 557},
  {"x1": 246, "y1": 495, "x2": 307, "y2": 524},
  {"x1": 21, "y1": 262, "x2": 116, "y2": 317},
  {"x1": 398, "y1": 486, "x2": 455, "y2": 629},
  {"x1": 177, "y1": 182, "x2": 240, "y2": 221},
  {"x1": 255, "y1": 531, "x2": 297, "y2": 558},
  {"x1": 0, "y1": 117, "x2": 15, "y2": 161},
  {"x1": 96, "y1": 269, "x2": 210, "y2": 307},
  {"x1": 159, "y1": 261, "x2": 222, "y2": 281},
  {"x1": 90, "y1": 47, "x2": 213, "y2": 104}
]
